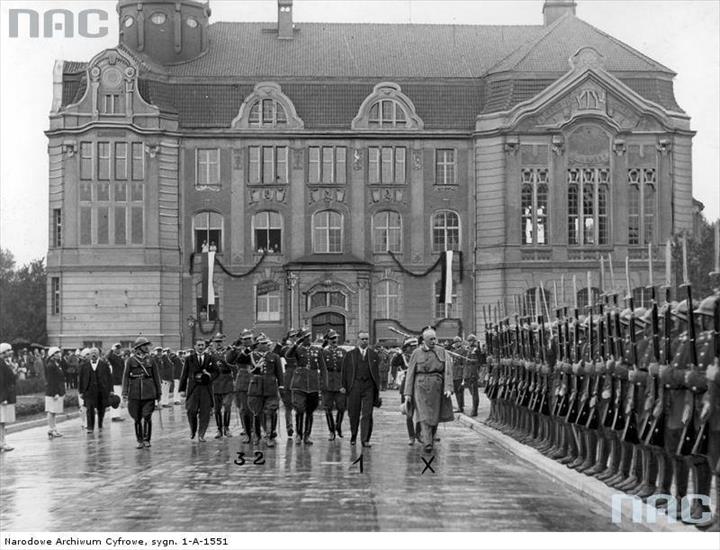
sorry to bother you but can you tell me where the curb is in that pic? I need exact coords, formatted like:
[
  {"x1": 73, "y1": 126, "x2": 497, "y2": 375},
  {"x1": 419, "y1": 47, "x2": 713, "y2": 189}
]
[
  {"x1": 7, "y1": 410, "x2": 82, "y2": 434},
  {"x1": 456, "y1": 413, "x2": 697, "y2": 533}
]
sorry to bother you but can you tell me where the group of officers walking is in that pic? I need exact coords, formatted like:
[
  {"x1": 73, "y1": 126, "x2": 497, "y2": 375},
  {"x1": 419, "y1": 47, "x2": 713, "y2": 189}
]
[{"x1": 482, "y1": 279, "x2": 720, "y2": 531}]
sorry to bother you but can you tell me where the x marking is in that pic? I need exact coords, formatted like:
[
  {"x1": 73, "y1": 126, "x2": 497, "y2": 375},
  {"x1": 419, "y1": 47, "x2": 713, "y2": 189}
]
[{"x1": 421, "y1": 456, "x2": 436, "y2": 474}]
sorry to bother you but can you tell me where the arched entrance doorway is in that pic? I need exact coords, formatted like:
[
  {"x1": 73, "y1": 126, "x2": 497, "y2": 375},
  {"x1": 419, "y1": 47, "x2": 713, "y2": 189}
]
[{"x1": 311, "y1": 312, "x2": 346, "y2": 343}]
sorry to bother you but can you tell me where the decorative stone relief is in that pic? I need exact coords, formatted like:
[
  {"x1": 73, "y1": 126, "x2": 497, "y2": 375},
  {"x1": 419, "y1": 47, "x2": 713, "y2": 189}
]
[
  {"x1": 352, "y1": 148, "x2": 363, "y2": 171},
  {"x1": 412, "y1": 149, "x2": 423, "y2": 170},
  {"x1": 232, "y1": 148, "x2": 243, "y2": 171},
  {"x1": 308, "y1": 187, "x2": 345, "y2": 205},
  {"x1": 144, "y1": 143, "x2": 159, "y2": 158},
  {"x1": 369, "y1": 188, "x2": 405, "y2": 204},
  {"x1": 248, "y1": 188, "x2": 287, "y2": 204}
]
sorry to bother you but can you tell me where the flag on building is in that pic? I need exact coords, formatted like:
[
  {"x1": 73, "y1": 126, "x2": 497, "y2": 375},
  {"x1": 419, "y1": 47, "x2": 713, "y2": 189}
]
[{"x1": 201, "y1": 251, "x2": 216, "y2": 306}]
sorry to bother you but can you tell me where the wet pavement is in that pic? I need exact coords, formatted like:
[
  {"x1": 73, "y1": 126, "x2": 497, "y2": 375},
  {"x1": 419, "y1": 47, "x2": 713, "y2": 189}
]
[{"x1": 0, "y1": 391, "x2": 627, "y2": 531}]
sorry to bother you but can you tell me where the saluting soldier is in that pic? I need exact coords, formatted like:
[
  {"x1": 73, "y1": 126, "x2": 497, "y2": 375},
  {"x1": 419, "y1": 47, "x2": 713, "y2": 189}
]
[
  {"x1": 279, "y1": 331, "x2": 297, "y2": 439},
  {"x1": 320, "y1": 329, "x2": 346, "y2": 440},
  {"x1": 247, "y1": 334, "x2": 284, "y2": 447},
  {"x1": 179, "y1": 339, "x2": 218, "y2": 443},
  {"x1": 210, "y1": 333, "x2": 235, "y2": 439},
  {"x1": 121, "y1": 337, "x2": 162, "y2": 449},
  {"x1": 227, "y1": 330, "x2": 254, "y2": 443},
  {"x1": 285, "y1": 328, "x2": 321, "y2": 445}
]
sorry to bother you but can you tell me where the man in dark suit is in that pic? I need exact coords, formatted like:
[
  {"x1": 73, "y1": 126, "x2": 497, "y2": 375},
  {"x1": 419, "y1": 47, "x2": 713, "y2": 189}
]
[
  {"x1": 179, "y1": 339, "x2": 218, "y2": 442},
  {"x1": 107, "y1": 344, "x2": 126, "y2": 421},
  {"x1": 78, "y1": 347, "x2": 113, "y2": 432},
  {"x1": 341, "y1": 331, "x2": 380, "y2": 448}
]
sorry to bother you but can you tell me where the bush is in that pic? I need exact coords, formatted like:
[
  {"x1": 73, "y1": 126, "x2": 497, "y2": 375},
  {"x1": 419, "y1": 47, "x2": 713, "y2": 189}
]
[{"x1": 15, "y1": 377, "x2": 45, "y2": 396}]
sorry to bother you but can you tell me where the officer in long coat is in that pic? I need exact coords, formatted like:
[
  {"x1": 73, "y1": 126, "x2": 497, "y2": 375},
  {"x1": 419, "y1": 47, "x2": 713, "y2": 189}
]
[
  {"x1": 247, "y1": 334, "x2": 284, "y2": 446},
  {"x1": 321, "y1": 329, "x2": 346, "y2": 440},
  {"x1": 179, "y1": 339, "x2": 218, "y2": 442},
  {"x1": 121, "y1": 337, "x2": 162, "y2": 449},
  {"x1": 463, "y1": 335, "x2": 481, "y2": 417},
  {"x1": 285, "y1": 328, "x2": 321, "y2": 445},
  {"x1": 78, "y1": 347, "x2": 113, "y2": 432}
]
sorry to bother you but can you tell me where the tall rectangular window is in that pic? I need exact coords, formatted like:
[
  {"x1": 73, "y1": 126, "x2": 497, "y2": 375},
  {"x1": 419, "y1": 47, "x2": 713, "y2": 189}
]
[
  {"x1": 436, "y1": 149, "x2": 456, "y2": 185},
  {"x1": 114, "y1": 142, "x2": 128, "y2": 180},
  {"x1": 196, "y1": 148, "x2": 220, "y2": 187},
  {"x1": 249, "y1": 146, "x2": 288, "y2": 185},
  {"x1": 51, "y1": 277, "x2": 60, "y2": 315},
  {"x1": 80, "y1": 207, "x2": 92, "y2": 245},
  {"x1": 131, "y1": 207, "x2": 143, "y2": 244},
  {"x1": 131, "y1": 142, "x2": 144, "y2": 180},
  {"x1": 114, "y1": 206, "x2": 127, "y2": 245},
  {"x1": 568, "y1": 167, "x2": 609, "y2": 246},
  {"x1": 369, "y1": 146, "x2": 406, "y2": 184},
  {"x1": 256, "y1": 284, "x2": 281, "y2": 322},
  {"x1": 97, "y1": 142, "x2": 110, "y2": 180},
  {"x1": 309, "y1": 146, "x2": 346, "y2": 184},
  {"x1": 52, "y1": 208, "x2": 62, "y2": 248},
  {"x1": 628, "y1": 167, "x2": 657, "y2": 245},
  {"x1": 80, "y1": 142, "x2": 93, "y2": 180},
  {"x1": 102, "y1": 94, "x2": 122, "y2": 114},
  {"x1": 520, "y1": 168, "x2": 549, "y2": 245}
]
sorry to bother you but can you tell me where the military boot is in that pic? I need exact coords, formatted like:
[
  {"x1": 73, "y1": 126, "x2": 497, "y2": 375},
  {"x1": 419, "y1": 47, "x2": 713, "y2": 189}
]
[
  {"x1": 285, "y1": 407, "x2": 294, "y2": 438},
  {"x1": 325, "y1": 410, "x2": 336, "y2": 441},
  {"x1": 633, "y1": 447, "x2": 658, "y2": 499},
  {"x1": 214, "y1": 411, "x2": 224, "y2": 439},
  {"x1": 143, "y1": 419, "x2": 152, "y2": 448},
  {"x1": 578, "y1": 430, "x2": 598, "y2": 473},
  {"x1": 223, "y1": 410, "x2": 233, "y2": 437},
  {"x1": 686, "y1": 459, "x2": 712, "y2": 525},
  {"x1": 295, "y1": 413, "x2": 304, "y2": 445},
  {"x1": 649, "y1": 450, "x2": 673, "y2": 506},
  {"x1": 617, "y1": 445, "x2": 643, "y2": 491},
  {"x1": 134, "y1": 422, "x2": 144, "y2": 449},
  {"x1": 586, "y1": 434, "x2": 609, "y2": 476},
  {"x1": 597, "y1": 436, "x2": 620, "y2": 481},
  {"x1": 606, "y1": 442, "x2": 631, "y2": 486},
  {"x1": 304, "y1": 414, "x2": 314, "y2": 445},
  {"x1": 335, "y1": 411, "x2": 344, "y2": 438}
]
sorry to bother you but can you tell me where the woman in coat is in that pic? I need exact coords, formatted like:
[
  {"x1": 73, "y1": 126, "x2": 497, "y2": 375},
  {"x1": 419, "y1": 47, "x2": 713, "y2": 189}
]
[
  {"x1": 0, "y1": 342, "x2": 17, "y2": 452},
  {"x1": 45, "y1": 347, "x2": 66, "y2": 438}
]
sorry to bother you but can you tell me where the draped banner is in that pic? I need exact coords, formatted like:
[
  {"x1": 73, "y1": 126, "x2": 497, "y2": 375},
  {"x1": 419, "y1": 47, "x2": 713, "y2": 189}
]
[
  {"x1": 439, "y1": 250, "x2": 453, "y2": 304},
  {"x1": 202, "y1": 251, "x2": 216, "y2": 306}
]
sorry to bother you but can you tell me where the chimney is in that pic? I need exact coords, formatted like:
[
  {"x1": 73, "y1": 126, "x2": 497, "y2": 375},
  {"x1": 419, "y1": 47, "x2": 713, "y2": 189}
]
[
  {"x1": 543, "y1": 0, "x2": 577, "y2": 25},
  {"x1": 278, "y1": 0, "x2": 294, "y2": 39}
]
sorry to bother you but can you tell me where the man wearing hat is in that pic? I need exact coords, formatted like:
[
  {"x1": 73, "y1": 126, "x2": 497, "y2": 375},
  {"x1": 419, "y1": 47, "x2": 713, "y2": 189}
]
[
  {"x1": 285, "y1": 328, "x2": 321, "y2": 445},
  {"x1": 122, "y1": 337, "x2": 162, "y2": 448},
  {"x1": 78, "y1": 347, "x2": 113, "y2": 433},
  {"x1": 0, "y1": 342, "x2": 17, "y2": 452},
  {"x1": 179, "y1": 339, "x2": 218, "y2": 442},
  {"x1": 107, "y1": 344, "x2": 126, "y2": 421},
  {"x1": 227, "y1": 330, "x2": 254, "y2": 443},
  {"x1": 211, "y1": 333, "x2": 235, "y2": 439},
  {"x1": 393, "y1": 337, "x2": 421, "y2": 445},
  {"x1": 247, "y1": 334, "x2": 284, "y2": 446},
  {"x1": 279, "y1": 331, "x2": 298, "y2": 439},
  {"x1": 321, "y1": 329, "x2": 347, "y2": 440},
  {"x1": 451, "y1": 336, "x2": 466, "y2": 414},
  {"x1": 463, "y1": 335, "x2": 481, "y2": 417}
]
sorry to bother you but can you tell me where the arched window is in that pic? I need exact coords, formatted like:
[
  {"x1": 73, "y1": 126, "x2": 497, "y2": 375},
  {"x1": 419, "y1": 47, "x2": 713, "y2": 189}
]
[
  {"x1": 628, "y1": 161, "x2": 657, "y2": 246},
  {"x1": 522, "y1": 287, "x2": 554, "y2": 318},
  {"x1": 521, "y1": 168, "x2": 549, "y2": 245},
  {"x1": 256, "y1": 281, "x2": 281, "y2": 322},
  {"x1": 576, "y1": 287, "x2": 602, "y2": 310},
  {"x1": 434, "y1": 280, "x2": 460, "y2": 319},
  {"x1": 432, "y1": 210, "x2": 460, "y2": 253},
  {"x1": 253, "y1": 211, "x2": 282, "y2": 253},
  {"x1": 312, "y1": 210, "x2": 343, "y2": 253},
  {"x1": 375, "y1": 280, "x2": 399, "y2": 319},
  {"x1": 248, "y1": 99, "x2": 288, "y2": 128},
  {"x1": 193, "y1": 211, "x2": 223, "y2": 253},
  {"x1": 372, "y1": 211, "x2": 402, "y2": 253},
  {"x1": 368, "y1": 99, "x2": 407, "y2": 128}
]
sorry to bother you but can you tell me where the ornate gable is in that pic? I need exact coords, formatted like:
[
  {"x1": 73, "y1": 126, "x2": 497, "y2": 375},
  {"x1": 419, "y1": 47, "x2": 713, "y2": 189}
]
[
  {"x1": 352, "y1": 82, "x2": 424, "y2": 131},
  {"x1": 231, "y1": 82, "x2": 304, "y2": 130}
]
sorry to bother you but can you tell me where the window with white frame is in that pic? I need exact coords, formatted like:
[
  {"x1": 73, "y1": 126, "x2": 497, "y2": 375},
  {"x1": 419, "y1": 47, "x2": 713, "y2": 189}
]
[
  {"x1": 375, "y1": 280, "x2": 399, "y2": 319},
  {"x1": 313, "y1": 210, "x2": 343, "y2": 253},
  {"x1": 249, "y1": 146, "x2": 288, "y2": 184},
  {"x1": 435, "y1": 149, "x2": 456, "y2": 185},
  {"x1": 195, "y1": 282, "x2": 219, "y2": 322},
  {"x1": 256, "y1": 282, "x2": 281, "y2": 322},
  {"x1": 309, "y1": 146, "x2": 346, "y2": 184},
  {"x1": 79, "y1": 180, "x2": 143, "y2": 246},
  {"x1": 628, "y1": 167, "x2": 656, "y2": 245},
  {"x1": 253, "y1": 211, "x2": 282, "y2": 253},
  {"x1": 372, "y1": 210, "x2": 402, "y2": 253},
  {"x1": 307, "y1": 290, "x2": 347, "y2": 311},
  {"x1": 52, "y1": 208, "x2": 62, "y2": 248},
  {"x1": 248, "y1": 99, "x2": 288, "y2": 128},
  {"x1": 368, "y1": 146, "x2": 406, "y2": 184},
  {"x1": 368, "y1": 99, "x2": 407, "y2": 128},
  {"x1": 98, "y1": 142, "x2": 111, "y2": 180},
  {"x1": 432, "y1": 210, "x2": 460, "y2": 252},
  {"x1": 114, "y1": 142, "x2": 128, "y2": 180},
  {"x1": 568, "y1": 167, "x2": 609, "y2": 246},
  {"x1": 80, "y1": 142, "x2": 93, "y2": 180},
  {"x1": 434, "y1": 280, "x2": 459, "y2": 319},
  {"x1": 194, "y1": 211, "x2": 223, "y2": 253},
  {"x1": 51, "y1": 277, "x2": 60, "y2": 315},
  {"x1": 196, "y1": 148, "x2": 220, "y2": 187},
  {"x1": 521, "y1": 168, "x2": 549, "y2": 245},
  {"x1": 522, "y1": 287, "x2": 555, "y2": 318}
]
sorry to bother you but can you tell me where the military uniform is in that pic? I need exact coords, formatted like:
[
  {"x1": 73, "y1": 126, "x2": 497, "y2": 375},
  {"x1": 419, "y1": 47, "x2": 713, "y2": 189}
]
[
  {"x1": 212, "y1": 346, "x2": 236, "y2": 439},
  {"x1": 286, "y1": 331, "x2": 321, "y2": 445},
  {"x1": 121, "y1": 338, "x2": 162, "y2": 448},
  {"x1": 279, "y1": 338, "x2": 297, "y2": 438},
  {"x1": 227, "y1": 334, "x2": 254, "y2": 443},
  {"x1": 321, "y1": 340, "x2": 346, "y2": 439},
  {"x1": 247, "y1": 339, "x2": 283, "y2": 446},
  {"x1": 463, "y1": 338, "x2": 481, "y2": 417}
]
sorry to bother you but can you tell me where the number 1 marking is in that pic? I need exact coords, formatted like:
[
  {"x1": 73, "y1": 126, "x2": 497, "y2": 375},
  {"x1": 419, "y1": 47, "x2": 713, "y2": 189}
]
[{"x1": 352, "y1": 454, "x2": 364, "y2": 473}]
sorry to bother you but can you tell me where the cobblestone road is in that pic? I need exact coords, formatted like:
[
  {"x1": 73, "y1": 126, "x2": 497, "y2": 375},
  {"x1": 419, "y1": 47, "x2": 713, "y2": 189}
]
[{"x1": 0, "y1": 392, "x2": 627, "y2": 531}]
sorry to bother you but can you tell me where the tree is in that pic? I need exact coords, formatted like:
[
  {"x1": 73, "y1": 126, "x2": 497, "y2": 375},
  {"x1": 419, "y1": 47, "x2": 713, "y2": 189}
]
[
  {"x1": 0, "y1": 249, "x2": 47, "y2": 345},
  {"x1": 670, "y1": 218, "x2": 718, "y2": 303}
]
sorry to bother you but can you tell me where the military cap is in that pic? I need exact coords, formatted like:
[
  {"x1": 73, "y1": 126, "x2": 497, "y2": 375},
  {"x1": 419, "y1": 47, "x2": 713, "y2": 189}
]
[
  {"x1": 694, "y1": 295, "x2": 719, "y2": 317},
  {"x1": 326, "y1": 329, "x2": 339, "y2": 339},
  {"x1": 671, "y1": 299, "x2": 689, "y2": 321},
  {"x1": 112, "y1": 343, "x2": 122, "y2": 350},
  {"x1": 133, "y1": 336, "x2": 151, "y2": 349},
  {"x1": 254, "y1": 333, "x2": 271, "y2": 346},
  {"x1": 239, "y1": 329, "x2": 253, "y2": 339},
  {"x1": 154, "y1": 346, "x2": 163, "y2": 352},
  {"x1": 0, "y1": 343, "x2": 11, "y2": 354},
  {"x1": 467, "y1": 334, "x2": 477, "y2": 342},
  {"x1": 47, "y1": 346, "x2": 61, "y2": 357},
  {"x1": 163, "y1": 347, "x2": 171, "y2": 352},
  {"x1": 402, "y1": 337, "x2": 418, "y2": 349},
  {"x1": 453, "y1": 336, "x2": 462, "y2": 343},
  {"x1": 296, "y1": 328, "x2": 312, "y2": 341},
  {"x1": 213, "y1": 332, "x2": 226, "y2": 342}
]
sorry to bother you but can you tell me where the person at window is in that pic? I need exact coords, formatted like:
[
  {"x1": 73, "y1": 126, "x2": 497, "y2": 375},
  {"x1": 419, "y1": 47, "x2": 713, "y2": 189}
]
[
  {"x1": 45, "y1": 347, "x2": 65, "y2": 439},
  {"x1": 247, "y1": 334, "x2": 284, "y2": 447},
  {"x1": 404, "y1": 328, "x2": 454, "y2": 453},
  {"x1": 201, "y1": 240, "x2": 209, "y2": 253},
  {"x1": 394, "y1": 337, "x2": 421, "y2": 445},
  {"x1": 122, "y1": 337, "x2": 161, "y2": 449},
  {"x1": 107, "y1": 344, "x2": 126, "y2": 422},
  {"x1": 0, "y1": 343, "x2": 17, "y2": 452},
  {"x1": 286, "y1": 328, "x2": 321, "y2": 445},
  {"x1": 179, "y1": 339, "x2": 218, "y2": 443},
  {"x1": 209, "y1": 241, "x2": 217, "y2": 252},
  {"x1": 341, "y1": 331, "x2": 381, "y2": 448},
  {"x1": 321, "y1": 329, "x2": 347, "y2": 441},
  {"x1": 78, "y1": 347, "x2": 113, "y2": 433}
]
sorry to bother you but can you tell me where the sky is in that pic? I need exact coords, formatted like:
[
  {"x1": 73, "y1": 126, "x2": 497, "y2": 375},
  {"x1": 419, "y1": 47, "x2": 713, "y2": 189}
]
[{"x1": 1, "y1": 0, "x2": 718, "y2": 266}]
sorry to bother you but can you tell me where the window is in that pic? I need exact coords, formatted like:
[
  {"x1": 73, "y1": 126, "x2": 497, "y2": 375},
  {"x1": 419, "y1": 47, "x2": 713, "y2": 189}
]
[
  {"x1": 196, "y1": 296, "x2": 219, "y2": 322},
  {"x1": 368, "y1": 146, "x2": 406, "y2": 184},
  {"x1": 309, "y1": 146, "x2": 346, "y2": 184},
  {"x1": 568, "y1": 167, "x2": 609, "y2": 246},
  {"x1": 312, "y1": 210, "x2": 343, "y2": 253},
  {"x1": 376, "y1": 280, "x2": 399, "y2": 319},
  {"x1": 368, "y1": 100, "x2": 407, "y2": 128},
  {"x1": 436, "y1": 149, "x2": 456, "y2": 185},
  {"x1": 434, "y1": 280, "x2": 459, "y2": 319},
  {"x1": 248, "y1": 99, "x2": 288, "y2": 128},
  {"x1": 131, "y1": 142, "x2": 144, "y2": 180},
  {"x1": 98, "y1": 142, "x2": 110, "y2": 180},
  {"x1": 521, "y1": 168, "x2": 549, "y2": 245},
  {"x1": 522, "y1": 287, "x2": 555, "y2": 319},
  {"x1": 307, "y1": 291, "x2": 347, "y2": 311},
  {"x1": 253, "y1": 211, "x2": 282, "y2": 253},
  {"x1": 51, "y1": 277, "x2": 60, "y2": 315},
  {"x1": 102, "y1": 94, "x2": 122, "y2": 115},
  {"x1": 52, "y1": 209, "x2": 62, "y2": 248},
  {"x1": 576, "y1": 287, "x2": 601, "y2": 310},
  {"x1": 249, "y1": 146, "x2": 288, "y2": 184},
  {"x1": 372, "y1": 211, "x2": 402, "y2": 253},
  {"x1": 80, "y1": 142, "x2": 93, "y2": 180},
  {"x1": 150, "y1": 12, "x2": 167, "y2": 25},
  {"x1": 256, "y1": 282, "x2": 281, "y2": 322},
  {"x1": 628, "y1": 168, "x2": 656, "y2": 245},
  {"x1": 632, "y1": 286, "x2": 652, "y2": 308},
  {"x1": 80, "y1": 179, "x2": 141, "y2": 246},
  {"x1": 432, "y1": 210, "x2": 460, "y2": 252},
  {"x1": 114, "y1": 142, "x2": 128, "y2": 180},
  {"x1": 196, "y1": 148, "x2": 219, "y2": 187},
  {"x1": 194, "y1": 211, "x2": 223, "y2": 253}
]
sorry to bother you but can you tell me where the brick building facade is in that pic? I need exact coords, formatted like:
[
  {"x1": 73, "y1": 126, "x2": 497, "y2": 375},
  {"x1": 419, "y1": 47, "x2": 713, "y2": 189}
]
[{"x1": 46, "y1": 0, "x2": 694, "y2": 349}]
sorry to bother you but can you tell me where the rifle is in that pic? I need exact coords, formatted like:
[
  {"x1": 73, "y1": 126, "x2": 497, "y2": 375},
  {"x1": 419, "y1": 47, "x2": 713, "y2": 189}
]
[{"x1": 639, "y1": 244, "x2": 661, "y2": 440}]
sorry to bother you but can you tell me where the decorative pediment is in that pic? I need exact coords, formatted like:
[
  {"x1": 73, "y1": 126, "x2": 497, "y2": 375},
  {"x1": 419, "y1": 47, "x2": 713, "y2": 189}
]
[
  {"x1": 307, "y1": 187, "x2": 345, "y2": 205},
  {"x1": 352, "y1": 82, "x2": 424, "y2": 131},
  {"x1": 477, "y1": 47, "x2": 689, "y2": 134},
  {"x1": 231, "y1": 82, "x2": 304, "y2": 129}
]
